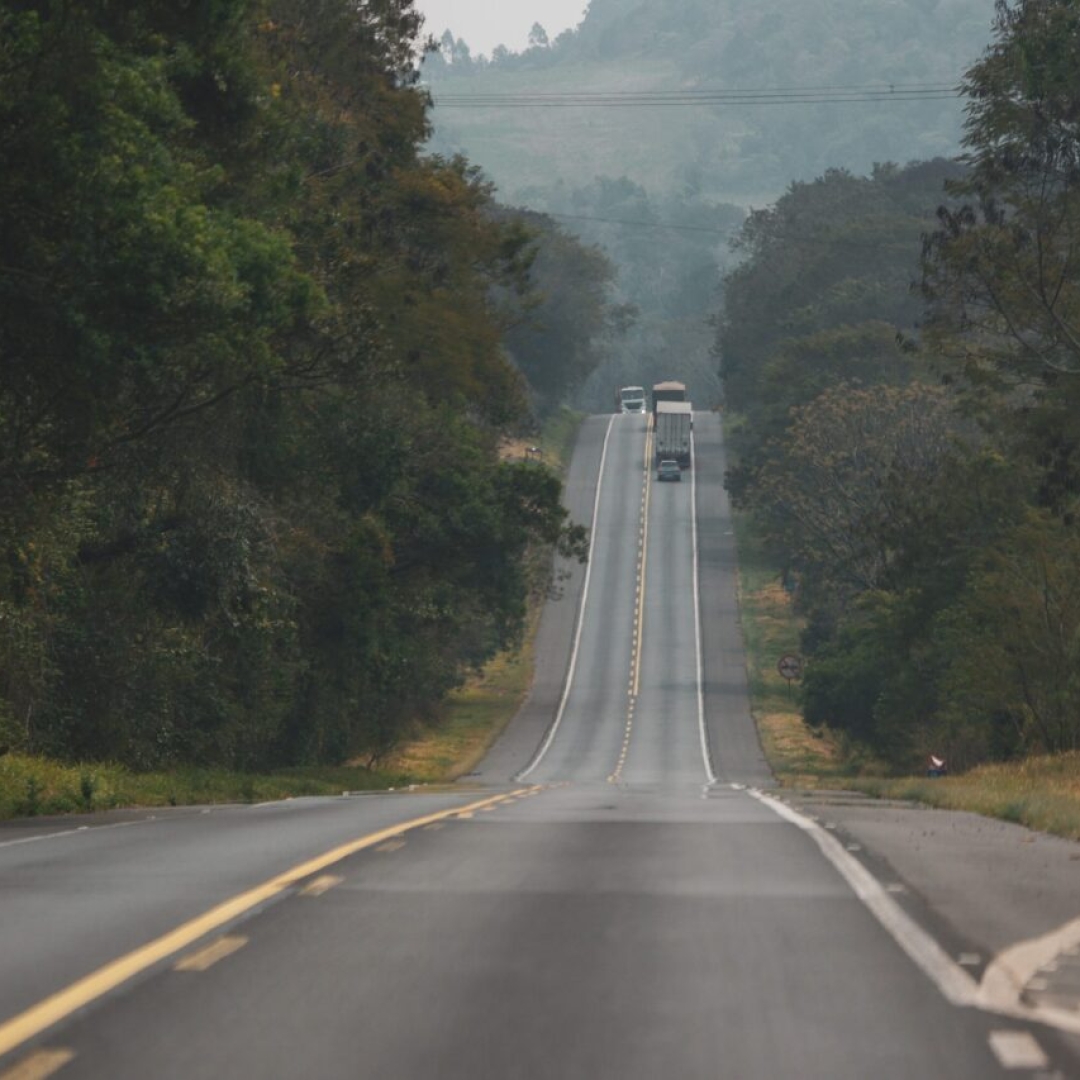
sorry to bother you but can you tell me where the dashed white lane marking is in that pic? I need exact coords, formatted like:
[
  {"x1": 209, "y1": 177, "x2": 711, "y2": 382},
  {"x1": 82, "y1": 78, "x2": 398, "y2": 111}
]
[
  {"x1": 515, "y1": 415, "x2": 616, "y2": 782},
  {"x1": 987, "y1": 1030, "x2": 1049, "y2": 1070},
  {"x1": 0, "y1": 819, "x2": 149, "y2": 850}
]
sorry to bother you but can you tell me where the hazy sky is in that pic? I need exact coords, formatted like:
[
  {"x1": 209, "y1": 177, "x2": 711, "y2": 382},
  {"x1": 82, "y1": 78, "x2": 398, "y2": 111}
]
[{"x1": 414, "y1": 0, "x2": 588, "y2": 56}]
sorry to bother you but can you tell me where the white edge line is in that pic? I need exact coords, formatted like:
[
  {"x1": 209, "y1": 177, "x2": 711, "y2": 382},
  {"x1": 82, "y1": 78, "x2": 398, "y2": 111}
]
[
  {"x1": 750, "y1": 787, "x2": 1080, "y2": 1036},
  {"x1": 0, "y1": 818, "x2": 149, "y2": 851},
  {"x1": 515, "y1": 414, "x2": 616, "y2": 781},
  {"x1": 748, "y1": 787, "x2": 978, "y2": 1007},
  {"x1": 690, "y1": 422, "x2": 716, "y2": 785}
]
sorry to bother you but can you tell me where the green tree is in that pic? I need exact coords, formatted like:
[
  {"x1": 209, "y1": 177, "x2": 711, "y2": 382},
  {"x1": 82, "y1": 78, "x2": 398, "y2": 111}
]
[
  {"x1": 922, "y1": 0, "x2": 1080, "y2": 507},
  {"x1": 498, "y1": 209, "x2": 630, "y2": 411},
  {"x1": 936, "y1": 507, "x2": 1080, "y2": 758},
  {"x1": 0, "y1": 0, "x2": 588, "y2": 771}
]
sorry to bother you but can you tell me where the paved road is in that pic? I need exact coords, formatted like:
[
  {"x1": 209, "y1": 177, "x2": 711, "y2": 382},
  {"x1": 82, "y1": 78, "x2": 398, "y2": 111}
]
[{"x1": 0, "y1": 413, "x2": 1077, "y2": 1079}]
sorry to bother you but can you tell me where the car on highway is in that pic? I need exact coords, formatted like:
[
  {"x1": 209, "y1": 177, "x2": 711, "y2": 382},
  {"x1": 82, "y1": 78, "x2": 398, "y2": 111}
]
[{"x1": 657, "y1": 459, "x2": 681, "y2": 482}]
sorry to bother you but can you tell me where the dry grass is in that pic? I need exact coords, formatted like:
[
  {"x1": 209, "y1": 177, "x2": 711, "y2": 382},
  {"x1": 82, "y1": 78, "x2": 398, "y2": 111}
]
[
  {"x1": 385, "y1": 409, "x2": 583, "y2": 782},
  {"x1": 844, "y1": 753, "x2": 1080, "y2": 841},
  {"x1": 384, "y1": 613, "x2": 538, "y2": 782},
  {"x1": 732, "y1": 517, "x2": 842, "y2": 783},
  {"x1": 731, "y1": 512, "x2": 1080, "y2": 841},
  {"x1": 0, "y1": 410, "x2": 586, "y2": 820},
  {"x1": 0, "y1": 754, "x2": 397, "y2": 819}
]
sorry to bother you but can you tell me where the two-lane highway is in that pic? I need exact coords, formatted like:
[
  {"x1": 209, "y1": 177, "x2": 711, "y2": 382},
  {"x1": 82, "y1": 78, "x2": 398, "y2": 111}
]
[{"x1": 0, "y1": 411, "x2": 1077, "y2": 1078}]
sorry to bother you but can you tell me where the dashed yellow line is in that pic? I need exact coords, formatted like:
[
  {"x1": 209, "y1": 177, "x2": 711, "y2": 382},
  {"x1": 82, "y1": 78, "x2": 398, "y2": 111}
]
[
  {"x1": 0, "y1": 787, "x2": 531, "y2": 1060},
  {"x1": 0, "y1": 1049, "x2": 74, "y2": 1080},
  {"x1": 632, "y1": 425, "x2": 653, "y2": 700},
  {"x1": 374, "y1": 839, "x2": 407, "y2": 852},
  {"x1": 300, "y1": 874, "x2": 343, "y2": 897},
  {"x1": 611, "y1": 425, "x2": 653, "y2": 784},
  {"x1": 174, "y1": 935, "x2": 248, "y2": 973}
]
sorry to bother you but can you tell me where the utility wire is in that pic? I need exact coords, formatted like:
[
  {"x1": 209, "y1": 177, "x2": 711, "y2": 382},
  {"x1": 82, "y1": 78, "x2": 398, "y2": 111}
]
[
  {"x1": 543, "y1": 211, "x2": 736, "y2": 235},
  {"x1": 535, "y1": 211, "x2": 926, "y2": 248},
  {"x1": 432, "y1": 80, "x2": 962, "y2": 108}
]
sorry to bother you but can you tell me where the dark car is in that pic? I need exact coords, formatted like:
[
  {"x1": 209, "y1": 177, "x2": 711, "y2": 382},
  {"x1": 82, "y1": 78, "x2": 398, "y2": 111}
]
[{"x1": 657, "y1": 459, "x2": 681, "y2": 482}]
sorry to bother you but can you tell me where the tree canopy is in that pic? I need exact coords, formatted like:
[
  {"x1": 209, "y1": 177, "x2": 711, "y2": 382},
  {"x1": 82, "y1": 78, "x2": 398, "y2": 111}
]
[
  {"x1": 0, "y1": 0, "x2": 593, "y2": 769},
  {"x1": 719, "y1": 2, "x2": 1080, "y2": 767}
]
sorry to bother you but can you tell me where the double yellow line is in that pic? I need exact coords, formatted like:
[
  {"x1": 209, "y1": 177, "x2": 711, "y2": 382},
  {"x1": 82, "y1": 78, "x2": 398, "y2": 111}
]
[
  {"x1": 612, "y1": 422, "x2": 653, "y2": 784},
  {"x1": 633, "y1": 422, "x2": 654, "y2": 699}
]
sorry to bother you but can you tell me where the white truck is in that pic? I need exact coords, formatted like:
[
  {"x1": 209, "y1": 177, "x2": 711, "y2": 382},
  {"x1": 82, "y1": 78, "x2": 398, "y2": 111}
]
[{"x1": 616, "y1": 386, "x2": 647, "y2": 413}]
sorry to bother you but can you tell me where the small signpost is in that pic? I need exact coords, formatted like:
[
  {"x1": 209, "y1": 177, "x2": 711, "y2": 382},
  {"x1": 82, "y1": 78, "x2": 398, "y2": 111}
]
[{"x1": 777, "y1": 654, "x2": 803, "y2": 695}]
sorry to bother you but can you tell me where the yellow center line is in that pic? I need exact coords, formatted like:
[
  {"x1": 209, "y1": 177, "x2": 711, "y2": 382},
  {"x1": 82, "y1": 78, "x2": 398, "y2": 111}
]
[
  {"x1": 0, "y1": 787, "x2": 531, "y2": 1060},
  {"x1": 633, "y1": 424, "x2": 653, "y2": 700},
  {"x1": 611, "y1": 422, "x2": 653, "y2": 785}
]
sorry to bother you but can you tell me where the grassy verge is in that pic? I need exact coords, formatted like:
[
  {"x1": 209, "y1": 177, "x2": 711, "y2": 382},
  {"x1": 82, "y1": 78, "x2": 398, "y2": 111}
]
[
  {"x1": 0, "y1": 409, "x2": 585, "y2": 821},
  {"x1": 732, "y1": 512, "x2": 863, "y2": 787},
  {"x1": 0, "y1": 753, "x2": 407, "y2": 819},
  {"x1": 841, "y1": 756, "x2": 1080, "y2": 841},
  {"x1": 732, "y1": 512, "x2": 1080, "y2": 840},
  {"x1": 382, "y1": 610, "x2": 539, "y2": 783}
]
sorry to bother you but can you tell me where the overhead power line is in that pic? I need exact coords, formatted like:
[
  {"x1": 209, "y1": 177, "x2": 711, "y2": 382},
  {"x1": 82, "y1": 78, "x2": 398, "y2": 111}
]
[
  {"x1": 535, "y1": 212, "x2": 927, "y2": 249},
  {"x1": 544, "y1": 211, "x2": 736, "y2": 235},
  {"x1": 431, "y1": 80, "x2": 962, "y2": 108}
]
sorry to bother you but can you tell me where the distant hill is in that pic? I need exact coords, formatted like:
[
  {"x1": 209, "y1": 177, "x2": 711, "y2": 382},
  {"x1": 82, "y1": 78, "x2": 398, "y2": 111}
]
[
  {"x1": 424, "y1": 0, "x2": 995, "y2": 206},
  {"x1": 422, "y1": 0, "x2": 997, "y2": 411}
]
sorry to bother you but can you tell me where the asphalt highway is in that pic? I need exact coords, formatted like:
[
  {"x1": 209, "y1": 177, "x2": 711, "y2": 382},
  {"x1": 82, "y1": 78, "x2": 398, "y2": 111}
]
[{"x1": 1, "y1": 412, "x2": 1077, "y2": 1079}]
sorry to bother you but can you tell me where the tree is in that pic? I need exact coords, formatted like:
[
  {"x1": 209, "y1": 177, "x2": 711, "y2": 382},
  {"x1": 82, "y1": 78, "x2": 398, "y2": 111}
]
[
  {"x1": 528, "y1": 23, "x2": 549, "y2": 48},
  {"x1": 0, "y1": 0, "x2": 588, "y2": 771},
  {"x1": 922, "y1": 0, "x2": 1080, "y2": 501},
  {"x1": 497, "y1": 209, "x2": 629, "y2": 410},
  {"x1": 936, "y1": 507, "x2": 1080, "y2": 758},
  {"x1": 753, "y1": 383, "x2": 969, "y2": 597}
]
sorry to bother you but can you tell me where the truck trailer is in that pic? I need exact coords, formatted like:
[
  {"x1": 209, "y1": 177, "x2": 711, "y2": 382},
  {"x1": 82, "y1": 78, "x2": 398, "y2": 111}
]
[
  {"x1": 654, "y1": 401, "x2": 692, "y2": 468},
  {"x1": 651, "y1": 380, "x2": 687, "y2": 422}
]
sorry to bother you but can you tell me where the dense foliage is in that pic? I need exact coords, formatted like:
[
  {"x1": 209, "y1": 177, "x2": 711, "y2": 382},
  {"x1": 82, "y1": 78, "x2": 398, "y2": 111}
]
[
  {"x1": 720, "y1": 0, "x2": 1080, "y2": 769},
  {"x1": 0, "y1": 0, "x2": 594, "y2": 769}
]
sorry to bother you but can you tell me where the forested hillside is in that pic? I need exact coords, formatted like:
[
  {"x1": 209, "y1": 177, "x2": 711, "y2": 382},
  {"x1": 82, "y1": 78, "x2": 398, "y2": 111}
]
[
  {"x1": 425, "y1": 0, "x2": 993, "y2": 204},
  {"x1": 0, "y1": 0, "x2": 609, "y2": 770},
  {"x1": 719, "y1": 1, "x2": 1080, "y2": 769},
  {"x1": 424, "y1": 0, "x2": 995, "y2": 411}
]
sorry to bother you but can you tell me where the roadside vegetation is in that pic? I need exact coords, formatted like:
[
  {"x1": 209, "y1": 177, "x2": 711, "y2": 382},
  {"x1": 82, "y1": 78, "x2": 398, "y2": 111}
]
[
  {"x1": 0, "y1": 1, "x2": 623, "y2": 790},
  {"x1": 0, "y1": 407, "x2": 582, "y2": 819},
  {"x1": 735, "y1": 509, "x2": 1080, "y2": 841},
  {"x1": 720, "y1": 2, "x2": 1080, "y2": 785}
]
